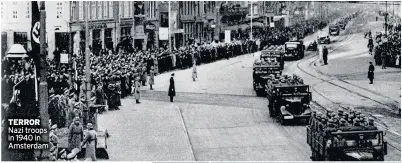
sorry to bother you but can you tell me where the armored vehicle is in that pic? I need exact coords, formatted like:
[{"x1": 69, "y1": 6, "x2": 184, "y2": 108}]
[{"x1": 265, "y1": 74, "x2": 312, "y2": 124}]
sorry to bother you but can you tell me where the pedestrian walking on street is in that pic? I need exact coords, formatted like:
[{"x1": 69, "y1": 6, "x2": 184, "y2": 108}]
[
  {"x1": 323, "y1": 46, "x2": 328, "y2": 65},
  {"x1": 81, "y1": 123, "x2": 97, "y2": 161},
  {"x1": 134, "y1": 76, "x2": 141, "y2": 104},
  {"x1": 192, "y1": 61, "x2": 197, "y2": 82},
  {"x1": 368, "y1": 62, "x2": 375, "y2": 84},
  {"x1": 168, "y1": 73, "x2": 176, "y2": 102},
  {"x1": 149, "y1": 66, "x2": 155, "y2": 90}
]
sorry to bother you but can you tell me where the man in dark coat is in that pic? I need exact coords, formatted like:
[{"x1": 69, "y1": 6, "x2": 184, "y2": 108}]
[
  {"x1": 168, "y1": 73, "x2": 175, "y2": 102},
  {"x1": 368, "y1": 62, "x2": 375, "y2": 84},
  {"x1": 323, "y1": 46, "x2": 328, "y2": 65}
]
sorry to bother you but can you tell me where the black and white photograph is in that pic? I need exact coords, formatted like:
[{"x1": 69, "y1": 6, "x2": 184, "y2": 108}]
[{"x1": 0, "y1": 0, "x2": 401, "y2": 161}]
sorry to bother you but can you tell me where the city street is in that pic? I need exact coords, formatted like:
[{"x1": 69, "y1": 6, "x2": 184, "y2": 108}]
[{"x1": 98, "y1": 6, "x2": 401, "y2": 161}]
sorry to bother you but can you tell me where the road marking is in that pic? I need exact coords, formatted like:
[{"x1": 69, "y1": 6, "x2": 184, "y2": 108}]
[{"x1": 173, "y1": 104, "x2": 196, "y2": 161}]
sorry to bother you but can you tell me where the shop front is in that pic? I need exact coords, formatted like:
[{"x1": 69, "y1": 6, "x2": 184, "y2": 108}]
[{"x1": 71, "y1": 21, "x2": 116, "y2": 54}]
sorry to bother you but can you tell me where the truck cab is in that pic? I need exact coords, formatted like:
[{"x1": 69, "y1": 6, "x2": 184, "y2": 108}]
[
  {"x1": 266, "y1": 76, "x2": 312, "y2": 125},
  {"x1": 284, "y1": 41, "x2": 305, "y2": 60}
]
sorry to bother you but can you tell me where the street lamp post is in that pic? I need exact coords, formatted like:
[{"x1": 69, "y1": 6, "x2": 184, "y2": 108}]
[
  {"x1": 38, "y1": 1, "x2": 49, "y2": 160},
  {"x1": 250, "y1": 1, "x2": 253, "y2": 40},
  {"x1": 84, "y1": 1, "x2": 94, "y2": 129},
  {"x1": 169, "y1": 1, "x2": 172, "y2": 52}
]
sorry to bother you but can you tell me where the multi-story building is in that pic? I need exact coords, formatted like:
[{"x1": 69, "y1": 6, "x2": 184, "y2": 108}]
[
  {"x1": 70, "y1": 1, "x2": 136, "y2": 53},
  {"x1": 144, "y1": 1, "x2": 159, "y2": 50},
  {"x1": 1, "y1": 1, "x2": 70, "y2": 58},
  {"x1": 179, "y1": 1, "x2": 217, "y2": 45}
]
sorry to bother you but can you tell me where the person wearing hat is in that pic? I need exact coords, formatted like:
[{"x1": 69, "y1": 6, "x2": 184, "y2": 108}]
[
  {"x1": 366, "y1": 118, "x2": 378, "y2": 130},
  {"x1": 324, "y1": 119, "x2": 337, "y2": 138},
  {"x1": 69, "y1": 117, "x2": 83, "y2": 151},
  {"x1": 149, "y1": 66, "x2": 155, "y2": 90},
  {"x1": 168, "y1": 73, "x2": 176, "y2": 102},
  {"x1": 368, "y1": 61, "x2": 375, "y2": 84},
  {"x1": 81, "y1": 123, "x2": 97, "y2": 161},
  {"x1": 134, "y1": 76, "x2": 141, "y2": 104}
]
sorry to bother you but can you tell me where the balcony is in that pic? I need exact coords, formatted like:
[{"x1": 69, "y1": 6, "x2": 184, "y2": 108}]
[{"x1": 221, "y1": 7, "x2": 248, "y2": 16}]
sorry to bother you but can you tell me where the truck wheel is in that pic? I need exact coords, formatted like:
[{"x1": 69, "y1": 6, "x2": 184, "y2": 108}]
[{"x1": 278, "y1": 115, "x2": 286, "y2": 125}]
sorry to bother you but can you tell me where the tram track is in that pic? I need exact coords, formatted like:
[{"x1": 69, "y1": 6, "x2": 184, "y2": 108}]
[{"x1": 295, "y1": 30, "x2": 401, "y2": 152}]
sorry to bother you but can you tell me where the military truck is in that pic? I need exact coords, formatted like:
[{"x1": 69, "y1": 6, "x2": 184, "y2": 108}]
[
  {"x1": 265, "y1": 74, "x2": 312, "y2": 124},
  {"x1": 253, "y1": 47, "x2": 284, "y2": 96},
  {"x1": 284, "y1": 41, "x2": 305, "y2": 60},
  {"x1": 253, "y1": 61, "x2": 282, "y2": 96},
  {"x1": 260, "y1": 47, "x2": 285, "y2": 70},
  {"x1": 307, "y1": 115, "x2": 387, "y2": 161}
]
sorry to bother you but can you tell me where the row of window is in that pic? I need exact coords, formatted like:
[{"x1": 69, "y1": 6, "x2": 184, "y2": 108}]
[
  {"x1": 72, "y1": 1, "x2": 139, "y2": 21},
  {"x1": 179, "y1": 2, "x2": 217, "y2": 16}
]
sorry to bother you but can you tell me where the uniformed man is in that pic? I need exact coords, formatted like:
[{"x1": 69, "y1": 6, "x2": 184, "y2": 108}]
[
  {"x1": 310, "y1": 111, "x2": 317, "y2": 126},
  {"x1": 81, "y1": 123, "x2": 97, "y2": 161},
  {"x1": 366, "y1": 118, "x2": 378, "y2": 130},
  {"x1": 49, "y1": 124, "x2": 59, "y2": 161}
]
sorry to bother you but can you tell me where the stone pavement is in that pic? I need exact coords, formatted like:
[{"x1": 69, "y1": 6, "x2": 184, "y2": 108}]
[{"x1": 97, "y1": 99, "x2": 195, "y2": 161}]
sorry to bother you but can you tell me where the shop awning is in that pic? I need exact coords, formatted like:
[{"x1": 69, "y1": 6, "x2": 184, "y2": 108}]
[{"x1": 6, "y1": 44, "x2": 28, "y2": 58}]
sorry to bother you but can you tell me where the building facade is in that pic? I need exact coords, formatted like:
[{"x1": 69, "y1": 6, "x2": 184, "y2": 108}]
[
  {"x1": 179, "y1": 1, "x2": 217, "y2": 45},
  {"x1": 1, "y1": 1, "x2": 71, "y2": 59}
]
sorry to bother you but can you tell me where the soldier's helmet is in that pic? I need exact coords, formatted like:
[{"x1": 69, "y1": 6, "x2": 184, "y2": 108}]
[
  {"x1": 327, "y1": 119, "x2": 335, "y2": 127},
  {"x1": 353, "y1": 119, "x2": 361, "y2": 126},
  {"x1": 338, "y1": 109, "x2": 344, "y2": 115},
  {"x1": 339, "y1": 119, "x2": 347, "y2": 126},
  {"x1": 368, "y1": 118, "x2": 375, "y2": 125}
]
